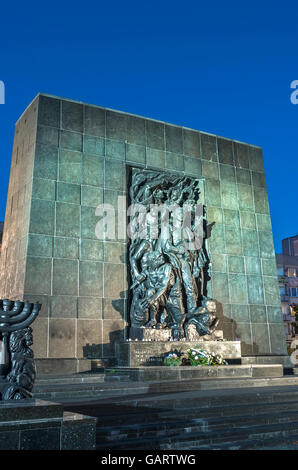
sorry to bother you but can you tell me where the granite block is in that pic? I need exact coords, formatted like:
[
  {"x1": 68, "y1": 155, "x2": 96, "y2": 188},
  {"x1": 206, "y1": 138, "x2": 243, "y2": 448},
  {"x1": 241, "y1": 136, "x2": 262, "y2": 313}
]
[
  {"x1": 38, "y1": 95, "x2": 60, "y2": 128},
  {"x1": 52, "y1": 259, "x2": 78, "y2": 296},
  {"x1": 51, "y1": 295, "x2": 77, "y2": 318},
  {"x1": 78, "y1": 296, "x2": 102, "y2": 319},
  {"x1": 81, "y1": 205, "x2": 98, "y2": 240},
  {"x1": 127, "y1": 115, "x2": 146, "y2": 146},
  {"x1": 56, "y1": 202, "x2": 81, "y2": 237},
  {"x1": 32, "y1": 177, "x2": 56, "y2": 201},
  {"x1": 59, "y1": 149, "x2": 82, "y2": 184},
  {"x1": 230, "y1": 304, "x2": 250, "y2": 322},
  {"x1": 245, "y1": 256, "x2": 261, "y2": 275},
  {"x1": 261, "y1": 258, "x2": 277, "y2": 277},
  {"x1": 80, "y1": 239, "x2": 104, "y2": 261},
  {"x1": 249, "y1": 305, "x2": 267, "y2": 323},
  {"x1": 103, "y1": 297, "x2": 126, "y2": 320},
  {"x1": 30, "y1": 317, "x2": 49, "y2": 358},
  {"x1": 242, "y1": 229, "x2": 259, "y2": 256},
  {"x1": 210, "y1": 253, "x2": 227, "y2": 273},
  {"x1": 84, "y1": 105, "x2": 105, "y2": 137},
  {"x1": 229, "y1": 274, "x2": 248, "y2": 304},
  {"x1": 237, "y1": 183, "x2": 254, "y2": 211},
  {"x1": 146, "y1": 120, "x2": 165, "y2": 150},
  {"x1": 24, "y1": 257, "x2": 52, "y2": 295},
  {"x1": 225, "y1": 227, "x2": 242, "y2": 255},
  {"x1": 83, "y1": 135, "x2": 105, "y2": 156},
  {"x1": 60, "y1": 130, "x2": 83, "y2": 152},
  {"x1": 49, "y1": 318, "x2": 76, "y2": 358},
  {"x1": 223, "y1": 209, "x2": 240, "y2": 227},
  {"x1": 228, "y1": 255, "x2": 245, "y2": 273},
  {"x1": 212, "y1": 272, "x2": 229, "y2": 303},
  {"x1": 104, "y1": 263, "x2": 124, "y2": 298},
  {"x1": 236, "y1": 168, "x2": 251, "y2": 185},
  {"x1": 207, "y1": 206, "x2": 223, "y2": 224},
  {"x1": 221, "y1": 180, "x2": 238, "y2": 209},
  {"x1": 106, "y1": 139, "x2": 125, "y2": 160},
  {"x1": 165, "y1": 125, "x2": 183, "y2": 153},
  {"x1": 202, "y1": 160, "x2": 219, "y2": 179},
  {"x1": 126, "y1": 143, "x2": 146, "y2": 164},
  {"x1": 27, "y1": 234, "x2": 53, "y2": 258},
  {"x1": 200, "y1": 133, "x2": 217, "y2": 161},
  {"x1": 184, "y1": 156, "x2": 202, "y2": 176},
  {"x1": 29, "y1": 199, "x2": 55, "y2": 235},
  {"x1": 183, "y1": 129, "x2": 200, "y2": 158},
  {"x1": 106, "y1": 110, "x2": 127, "y2": 140},
  {"x1": 234, "y1": 142, "x2": 249, "y2": 169},
  {"x1": 146, "y1": 148, "x2": 166, "y2": 169},
  {"x1": 77, "y1": 319, "x2": 103, "y2": 358},
  {"x1": 263, "y1": 275, "x2": 281, "y2": 306},
  {"x1": 251, "y1": 323, "x2": 270, "y2": 355},
  {"x1": 57, "y1": 182, "x2": 81, "y2": 205},
  {"x1": 240, "y1": 211, "x2": 256, "y2": 229},
  {"x1": 166, "y1": 152, "x2": 184, "y2": 171},
  {"x1": 105, "y1": 159, "x2": 125, "y2": 189},
  {"x1": 82, "y1": 154, "x2": 104, "y2": 187},
  {"x1": 254, "y1": 187, "x2": 269, "y2": 214},
  {"x1": 217, "y1": 138, "x2": 234, "y2": 165},
  {"x1": 34, "y1": 144, "x2": 58, "y2": 181},
  {"x1": 252, "y1": 171, "x2": 266, "y2": 188},
  {"x1": 208, "y1": 223, "x2": 225, "y2": 254},
  {"x1": 79, "y1": 261, "x2": 103, "y2": 297},
  {"x1": 206, "y1": 179, "x2": 221, "y2": 206},
  {"x1": 249, "y1": 146, "x2": 264, "y2": 172},
  {"x1": 247, "y1": 275, "x2": 265, "y2": 304},
  {"x1": 36, "y1": 125, "x2": 59, "y2": 146},
  {"x1": 258, "y1": 231, "x2": 275, "y2": 258},
  {"x1": 54, "y1": 237, "x2": 79, "y2": 259},
  {"x1": 81, "y1": 185, "x2": 103, "y2": 208},
  {"x1": 62, "y1": 100, "x2": 83, "y2": 132}
]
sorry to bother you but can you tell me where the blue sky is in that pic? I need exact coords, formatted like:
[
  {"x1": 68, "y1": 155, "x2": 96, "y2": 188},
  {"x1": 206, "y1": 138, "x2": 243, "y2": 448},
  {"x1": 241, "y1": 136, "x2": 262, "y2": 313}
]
[{"x1": 0, "y1": 0, "x2": 297, "y2": 252}]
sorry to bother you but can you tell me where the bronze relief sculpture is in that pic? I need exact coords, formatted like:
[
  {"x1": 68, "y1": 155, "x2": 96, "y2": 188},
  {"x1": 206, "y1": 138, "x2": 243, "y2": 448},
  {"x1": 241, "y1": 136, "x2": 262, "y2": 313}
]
[{"x1": 128, "y1": 169, "x2": 218, "y2": 341}]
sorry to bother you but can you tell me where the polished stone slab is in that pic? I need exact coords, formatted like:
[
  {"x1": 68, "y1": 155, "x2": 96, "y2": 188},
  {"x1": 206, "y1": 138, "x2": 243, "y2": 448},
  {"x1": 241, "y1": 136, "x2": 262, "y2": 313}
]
[
  {"x1": 0, "y1": 399, "x2": 63, "y2": 422},
  {"x1": 0, "y1": 399, "x2": 97, "y2": 450},
  {"x1": 105, "y1": 364, "x2": 283, "y2": 382}
]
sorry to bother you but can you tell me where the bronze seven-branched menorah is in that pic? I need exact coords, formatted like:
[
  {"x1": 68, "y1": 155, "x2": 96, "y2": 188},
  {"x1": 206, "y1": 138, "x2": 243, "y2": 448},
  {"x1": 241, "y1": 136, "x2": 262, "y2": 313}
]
[{"x1": 0, "y1": 299, "x2": 41, "y2": 400}]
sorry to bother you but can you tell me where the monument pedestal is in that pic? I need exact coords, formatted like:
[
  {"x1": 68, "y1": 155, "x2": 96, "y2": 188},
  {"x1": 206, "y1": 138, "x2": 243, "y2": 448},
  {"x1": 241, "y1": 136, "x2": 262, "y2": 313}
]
[{"x1": 116, "y1": 339, "x2": 241, "y2": 367}]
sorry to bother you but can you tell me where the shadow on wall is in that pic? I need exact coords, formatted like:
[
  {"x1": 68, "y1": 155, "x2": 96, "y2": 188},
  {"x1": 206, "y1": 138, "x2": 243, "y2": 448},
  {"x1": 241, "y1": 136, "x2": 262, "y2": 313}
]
[
  {"x1": 82, "y1": 288, "x2": 128, "y2": 365},
  {"x1": 215, "y1": 301, "x2": 259, "y2": 356}
]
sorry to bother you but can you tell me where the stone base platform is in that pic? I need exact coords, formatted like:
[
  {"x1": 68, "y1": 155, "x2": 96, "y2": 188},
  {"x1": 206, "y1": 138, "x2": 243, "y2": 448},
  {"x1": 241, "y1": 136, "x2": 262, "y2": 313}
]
[
  {"x1": 0, "y1": 399, "x2": 97, "y2": 450},
  {"x1": 105, "y1": 364, "x2": 283, "y2": 382},
  {"x1": 116, "y1": 340, "x2": 241, "y2": 367}
]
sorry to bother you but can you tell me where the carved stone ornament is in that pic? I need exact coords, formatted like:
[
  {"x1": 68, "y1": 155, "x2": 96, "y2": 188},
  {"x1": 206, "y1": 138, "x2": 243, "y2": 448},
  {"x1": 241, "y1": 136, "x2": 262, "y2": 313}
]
[
  {"x1": 0, "y1": 300, "x2": 41, "y2": 400},
  {"x1": 128, "y1": 169, "x2": 218, "y2": 341}
]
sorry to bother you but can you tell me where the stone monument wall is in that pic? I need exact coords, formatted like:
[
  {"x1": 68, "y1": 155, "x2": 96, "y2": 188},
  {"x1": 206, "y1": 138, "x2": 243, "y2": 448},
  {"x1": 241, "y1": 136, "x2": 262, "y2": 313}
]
[{"x1": 0, "y1": 93, "x2": 287, "y2": 367}]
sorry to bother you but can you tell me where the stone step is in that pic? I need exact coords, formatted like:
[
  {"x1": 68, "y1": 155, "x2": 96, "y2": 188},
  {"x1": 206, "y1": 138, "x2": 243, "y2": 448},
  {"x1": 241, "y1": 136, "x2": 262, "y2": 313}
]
[
  {"x1": 33, "y1": 374, "x2": 298, "y2": 403},
  {"x1": 163, "y1": 433, "x2": 298, "y2": 450},
  {"x1": 127, "y1": 384, "x2": 298, "y2": 409},
  {"x1": 105, "y1": 364, "x2": 283, "y2": 381},
  {"x1": 96, "y1": 419, "x2": 298, "y2": 450},
  {"x1": 71, "y1": 397, "x2": 298, "y2": 428},
  {"x1": 35, "y1": 373, "x2": 105, "y2": 385},
  {"x1": 160, "y1": 420, "x2": 298, "y2": 450}
]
